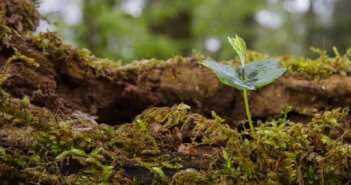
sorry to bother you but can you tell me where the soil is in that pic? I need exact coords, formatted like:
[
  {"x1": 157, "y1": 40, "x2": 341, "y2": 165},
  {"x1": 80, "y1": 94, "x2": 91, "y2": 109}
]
[{"x1": 3, "y1": 39, "x2": 351, "y2": 127}]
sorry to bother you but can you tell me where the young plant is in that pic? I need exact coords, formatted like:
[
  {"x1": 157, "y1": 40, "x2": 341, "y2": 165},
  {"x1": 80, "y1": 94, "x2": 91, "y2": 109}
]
[{"x1": 201, "y1": 35, "x2": 286, "y2": 132}]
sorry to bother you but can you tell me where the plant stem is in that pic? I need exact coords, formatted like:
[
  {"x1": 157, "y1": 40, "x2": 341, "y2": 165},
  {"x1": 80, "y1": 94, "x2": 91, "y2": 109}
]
[{"x1": 242, "y1": 89, "x2": 254, "y2": 132}]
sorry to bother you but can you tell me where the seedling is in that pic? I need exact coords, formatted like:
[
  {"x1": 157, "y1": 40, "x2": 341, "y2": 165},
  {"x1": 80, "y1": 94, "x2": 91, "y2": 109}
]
[{"x1": 201, "y1": 35, "x2": 286, "y2": 132}]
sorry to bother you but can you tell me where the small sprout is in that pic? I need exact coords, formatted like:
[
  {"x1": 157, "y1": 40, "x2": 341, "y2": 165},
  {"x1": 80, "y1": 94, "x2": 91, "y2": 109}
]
[
  {"x1": 201, "y1": 35, "x2": 286, "y2": 132},
  {"x1": 228, "y1": 35, "x2": 246, "y2": 67}
]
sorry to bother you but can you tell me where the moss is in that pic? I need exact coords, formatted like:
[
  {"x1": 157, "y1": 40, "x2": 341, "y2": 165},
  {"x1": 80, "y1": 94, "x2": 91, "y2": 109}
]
[
  {"x1": 171, "y1": 169, "x2": 208, "y2": 185},
  {"x1": 0, "y1": 0, "x2": 40, "y2": 32},
  {"x1": 112, "y1": 122, "x2": 161, "y2": 156},
  {"x1": 151, "y1": 167, "x2": 169, "y2": 184},
  {"x1": 4, "y1": 50, "x2": 39, "y2": 69},
  {"x1": 140, "y1": 104, "x2": 351, "y2": 184},
  {"x1": 27, "y1": 33, "x2": 121, "y2": 80},
  {"x1": 0, "y1": 86, "x2": 350, "y2": 184},
  {"x1": 280, "y1": 47, "x2": 351, "y2": 79},
  {"x1": 0, "y1": 52, "x2": 351, "y2": 184}
]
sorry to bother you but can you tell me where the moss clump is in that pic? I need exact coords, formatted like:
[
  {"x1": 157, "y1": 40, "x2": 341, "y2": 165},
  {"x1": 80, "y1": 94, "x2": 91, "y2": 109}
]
[
  {"x1": 27, "y1": 33, "x2": 122, "y2": 79},
  {"x1": 0, "y1": 0, "x2": 40, "y2": 32},
  {"x1": 171, "y1": 169, "x2": 208, "y2": 185},
  {"x1": 0, "y1": 82, "x2": 350, "y2": 184},
  {"x1": 130, "y1": 103, "x2": 351, "y2": 184},
  {"x1": 224, "y1": 108, "x2": 351, "y2": 184},
  {"x1": 280, "y1": 47, "x2": 351, "y2": 79}
]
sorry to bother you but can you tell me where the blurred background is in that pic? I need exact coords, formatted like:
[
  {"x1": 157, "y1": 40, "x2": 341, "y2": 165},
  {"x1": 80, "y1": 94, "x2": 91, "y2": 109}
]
[{"x1": 37, "y1": 0, "x2": 351, "y2": 64}]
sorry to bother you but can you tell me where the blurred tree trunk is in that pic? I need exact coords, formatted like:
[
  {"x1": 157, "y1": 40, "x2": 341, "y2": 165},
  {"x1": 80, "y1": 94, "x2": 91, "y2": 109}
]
[
  {"x1": 306, "y1": 0, "x2": 351, "y2": 54},
  {"x1": 82, "y1": 0, "x2": 100, "y2": 52}
]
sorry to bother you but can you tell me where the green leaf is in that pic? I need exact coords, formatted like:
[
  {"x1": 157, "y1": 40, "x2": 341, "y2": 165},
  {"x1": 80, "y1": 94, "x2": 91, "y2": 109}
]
[
  {"x1": 228, "y1": 35, "x2": 247, "y2": 62},
  {"x1": 242, "y1": 60, "x2": 286, "y2": 88},
  {"x1": 201, "y1": 60, "x2": 286, "y2": 90},
  {"x1": 201, "y1": 60, "x2": 255, "y2": 90}
]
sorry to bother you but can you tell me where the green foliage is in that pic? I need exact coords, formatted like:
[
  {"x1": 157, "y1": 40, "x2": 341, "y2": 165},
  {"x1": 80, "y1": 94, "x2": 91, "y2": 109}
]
[
  {"x1": 48, "y1": 0, "x2": 263, "y2": 63},
  {"x1": 202, "y1": 60, "x2": 286, "y2": 90},
  {"x1": 244, "y1": 60, "x2": 286, "y2": 88},
  {"x1": 223, "y1": 108, "x2": 351, "y2": 184},
  {"x1": 228, "y1": 35, "x2": 247, "y2": 65},
  {"x1": 203, "y1": 36, "x2": 286, "y2": 90},
  {"x1": 202, "y1": 35, "x2": 286, "y2": 131},
  {"x1": 201, "y1": 60, "x2": 255, "y2": 90},
  {"x1": 0, "y1": 91, "x2": 350, "y2": 184}
]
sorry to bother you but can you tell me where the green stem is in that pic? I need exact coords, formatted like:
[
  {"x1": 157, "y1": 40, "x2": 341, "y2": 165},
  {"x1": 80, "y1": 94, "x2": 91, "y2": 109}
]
[{"x1": 242, "y1": 90, "x2": 254, "y2": 132}]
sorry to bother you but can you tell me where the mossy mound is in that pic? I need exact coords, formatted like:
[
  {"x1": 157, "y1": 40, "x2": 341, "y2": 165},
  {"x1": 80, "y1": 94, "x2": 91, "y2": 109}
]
[
  {"x1": 0, "y1": 89, "x2": 350, "y2": 184},
  {"x1": 2, "y1": 28, "x2": 351, "y2": 127},
  {"x1": 0, "y1": 0, "x2": 40, "y2": 33}
]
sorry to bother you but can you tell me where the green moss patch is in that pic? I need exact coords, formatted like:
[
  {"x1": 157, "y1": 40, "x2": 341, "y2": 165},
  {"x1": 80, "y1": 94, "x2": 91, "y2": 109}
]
[{"x1": 0, "y1": 86, "x2": 350, "y2": 184}]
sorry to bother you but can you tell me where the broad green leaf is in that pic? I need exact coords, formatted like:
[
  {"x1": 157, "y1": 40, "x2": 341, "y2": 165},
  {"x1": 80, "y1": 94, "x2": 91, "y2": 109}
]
[
  {"x1": 228, "y1": 35, "x2": 246, "y2": 62},
  {"x1": 201, "y1": 60, "x2": 255, "y2": 90},
  {"x1": 242, "y1": 60, "x2": 286, "y2": 88},
  {"x1": 201, "y1": 60, "x2": 286, "y2": 91}
]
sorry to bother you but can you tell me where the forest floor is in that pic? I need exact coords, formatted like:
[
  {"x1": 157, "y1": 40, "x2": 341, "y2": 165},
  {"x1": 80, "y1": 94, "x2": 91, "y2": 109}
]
[{"x1": 0, "y1": 1, "x2": 351, "y2": 185}]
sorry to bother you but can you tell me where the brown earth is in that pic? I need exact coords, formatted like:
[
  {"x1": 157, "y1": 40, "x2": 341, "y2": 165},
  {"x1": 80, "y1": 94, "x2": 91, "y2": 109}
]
[
  {"x1": 1, "y1": 0, "x2": 350, "y2": 126},
  {"x1": 2, "y1": 30, "x2": 351, "y2": 127}
]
